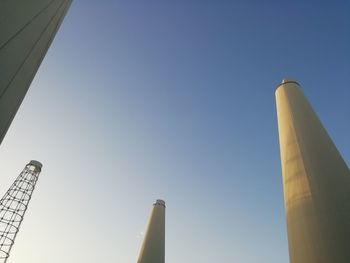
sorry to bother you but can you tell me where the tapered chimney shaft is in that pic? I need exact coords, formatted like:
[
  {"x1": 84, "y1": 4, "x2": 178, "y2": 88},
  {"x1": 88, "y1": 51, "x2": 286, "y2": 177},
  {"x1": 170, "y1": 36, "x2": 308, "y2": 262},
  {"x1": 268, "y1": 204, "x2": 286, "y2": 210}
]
[
  {"x1": 137, "y1": 200, "x2": 165, "y2": 263},
  {"x1": 0, "y1": 0, "x2": 72, "y2": 145},
  {"x1": 276, "y1": 79, "x2": 350, "y2": 263}
]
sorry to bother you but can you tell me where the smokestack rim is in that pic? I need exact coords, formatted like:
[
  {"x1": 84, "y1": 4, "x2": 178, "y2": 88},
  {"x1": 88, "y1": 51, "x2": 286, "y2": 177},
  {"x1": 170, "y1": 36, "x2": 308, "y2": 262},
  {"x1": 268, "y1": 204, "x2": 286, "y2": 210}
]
[
  {"x1": 154, "y1": 199, "x2": 166, "y2": 207},
  {"x1": 276, "y1": 78, "x2": 300, "y2": 89},
  {"x1": 275, "y1": 78, "x2": 301, "y2": 98}
]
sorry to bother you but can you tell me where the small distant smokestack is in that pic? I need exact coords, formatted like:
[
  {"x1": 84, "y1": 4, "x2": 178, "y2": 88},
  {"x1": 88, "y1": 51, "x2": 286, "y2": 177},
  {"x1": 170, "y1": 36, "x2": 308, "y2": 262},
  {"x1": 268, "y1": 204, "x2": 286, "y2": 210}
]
[{"x1": 137, "y1": 199, "x2": 166, "y2": 263}]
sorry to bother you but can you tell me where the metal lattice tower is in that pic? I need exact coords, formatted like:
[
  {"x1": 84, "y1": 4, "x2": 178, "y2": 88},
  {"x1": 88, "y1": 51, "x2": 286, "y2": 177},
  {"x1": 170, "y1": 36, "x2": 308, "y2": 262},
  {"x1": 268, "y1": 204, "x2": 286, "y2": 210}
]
[{"x1": 0, "y1": 160, "x2": 42, "y2": 262}]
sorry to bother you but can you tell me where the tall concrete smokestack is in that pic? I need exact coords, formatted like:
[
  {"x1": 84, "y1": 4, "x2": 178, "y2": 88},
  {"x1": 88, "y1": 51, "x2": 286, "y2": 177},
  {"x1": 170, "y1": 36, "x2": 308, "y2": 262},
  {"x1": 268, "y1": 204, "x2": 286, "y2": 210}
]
[
  {"x1": 275, "y1": 79, "x2": 350, "y2": 263},
  {"x1": 137, "y1": 199, "x2": 165, "y2": 263},
  {"x1": 0, "y1": 0, "x2": 72, "y2": 145}
]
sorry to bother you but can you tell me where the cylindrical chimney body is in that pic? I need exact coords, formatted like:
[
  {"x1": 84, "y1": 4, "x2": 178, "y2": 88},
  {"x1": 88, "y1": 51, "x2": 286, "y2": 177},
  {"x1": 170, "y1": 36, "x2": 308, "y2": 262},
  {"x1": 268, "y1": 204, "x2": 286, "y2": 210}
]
[
  {"x1": 0, "y1": 0, "x2": 72, "y2": 145},
  {"x1": 275, "y1": 80, "x2": 350, "y2": 263},
  {"x1": 137, "y1": 200, "x2": 165, "y2": 263}
]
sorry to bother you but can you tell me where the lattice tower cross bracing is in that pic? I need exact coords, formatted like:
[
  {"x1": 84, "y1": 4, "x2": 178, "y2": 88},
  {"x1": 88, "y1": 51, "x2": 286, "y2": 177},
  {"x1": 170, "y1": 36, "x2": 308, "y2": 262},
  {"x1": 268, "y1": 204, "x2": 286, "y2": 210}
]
[{"x1": 0, "y1": 161, "x2": 43, "y2": 263}]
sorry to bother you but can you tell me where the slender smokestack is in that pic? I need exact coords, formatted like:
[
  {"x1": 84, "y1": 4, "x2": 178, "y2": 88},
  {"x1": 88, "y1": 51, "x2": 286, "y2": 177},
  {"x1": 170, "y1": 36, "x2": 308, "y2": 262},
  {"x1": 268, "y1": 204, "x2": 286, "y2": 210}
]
[
  {"x1": 275, "y1": 79, "x2": 350, "y2": 263},
  {"x1": 137, "y1": 200, "x2": 165, "y2": 263}
]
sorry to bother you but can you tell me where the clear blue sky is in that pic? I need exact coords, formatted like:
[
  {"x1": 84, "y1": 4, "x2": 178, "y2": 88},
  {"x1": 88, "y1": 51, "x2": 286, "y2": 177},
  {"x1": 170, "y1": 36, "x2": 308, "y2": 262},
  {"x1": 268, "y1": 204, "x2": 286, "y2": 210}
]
[{"x1": 0, "y1": 1, "x2": 349, "y2": 263}]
